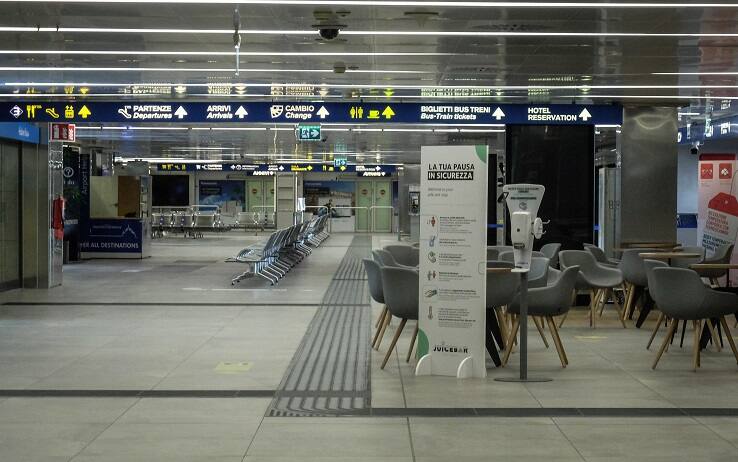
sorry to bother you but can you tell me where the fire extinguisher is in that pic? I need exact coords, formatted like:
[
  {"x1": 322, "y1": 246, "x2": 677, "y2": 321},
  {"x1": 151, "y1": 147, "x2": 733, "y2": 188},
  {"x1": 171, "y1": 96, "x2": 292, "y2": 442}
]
[{"x1": 52, "y1": 195, "x2": 65, "y2": 240}]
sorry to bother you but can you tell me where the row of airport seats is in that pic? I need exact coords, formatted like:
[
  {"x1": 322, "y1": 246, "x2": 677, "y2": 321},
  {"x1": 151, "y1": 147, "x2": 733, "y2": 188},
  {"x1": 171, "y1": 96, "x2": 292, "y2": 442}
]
[{"x1": 227, "y1": 215, "x2": 330, "y2": 285}]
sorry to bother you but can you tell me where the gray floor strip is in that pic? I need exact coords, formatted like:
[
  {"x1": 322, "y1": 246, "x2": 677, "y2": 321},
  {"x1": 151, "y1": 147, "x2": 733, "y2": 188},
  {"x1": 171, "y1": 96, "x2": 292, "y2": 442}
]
[
  {"x1": 1, "y1": 302, "x2": 323, "y2": 307},
  {"x1": 268, "y1": 235, "x2": 372, "y2": 417},
  {"x1": 0, "y1": 390, "x2": 276, "y2": 398}
]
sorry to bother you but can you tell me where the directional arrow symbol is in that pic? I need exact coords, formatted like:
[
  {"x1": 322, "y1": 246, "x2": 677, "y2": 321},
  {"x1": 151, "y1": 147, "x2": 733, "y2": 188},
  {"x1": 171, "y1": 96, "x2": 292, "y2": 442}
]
[
  {"x1": 230, "y1": 165, "x2": 236, "y2": 170},
  {"x1": 579, "y1": 108, "x2": 592, "y2": 121},
  {"x1": 278, "y1": 165, "x2": 285, "y2": 171},
  {"x1": 384, "y1": 88, "x2": 394, "y2": 97},
  {"x1": 235, "y1": 106, "x2": 248, "y2": 119},
  {"x1": 375, "y1": 166, "x2": 381, "y2": 171},
  {"x1": 78, "y1": 105, "x2": 92, "y2": 119},
  {"x1": 174, "y1": 106, "x2": 188, "y2": 119},
  {"x1": 492, "y1": 107, "x2": 505, "y2": 121},
  {"x1": 316, "y1": 106, "x2": 330, "y2": 119},
  {"x1": 310, "y1": 129, "x2": 319, "y2": 137},
  {"x1": 382, "y1": 106, "x2": 395, "y2": 119}
]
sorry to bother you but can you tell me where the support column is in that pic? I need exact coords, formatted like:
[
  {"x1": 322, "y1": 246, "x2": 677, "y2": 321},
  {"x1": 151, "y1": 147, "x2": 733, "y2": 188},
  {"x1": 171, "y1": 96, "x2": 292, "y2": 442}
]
[{"x1": 619, "y1": 107, "x2": 678, "y2": 243}]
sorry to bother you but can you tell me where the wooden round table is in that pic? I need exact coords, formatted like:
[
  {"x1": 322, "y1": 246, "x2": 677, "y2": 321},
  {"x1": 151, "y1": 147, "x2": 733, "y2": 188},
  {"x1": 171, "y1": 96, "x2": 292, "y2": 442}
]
[{"x1": 638, "y1": 252, "x2": 702, "y2": 264}]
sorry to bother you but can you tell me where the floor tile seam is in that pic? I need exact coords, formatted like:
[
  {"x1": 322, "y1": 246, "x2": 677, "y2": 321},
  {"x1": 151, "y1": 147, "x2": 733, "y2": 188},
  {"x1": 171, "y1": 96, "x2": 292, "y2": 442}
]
[
  {"x1": 241, "y1": 401, "x2": 268, "y2": 462},
  {"x1": 66, "y1": 395, "x2": 142, "y2": 462},
  {"x1": 550, "y1": 414, "x2": 588, "y2": 462},
  {"x1": 694, "y1": 415, "x2": 738, "y2": 451}
]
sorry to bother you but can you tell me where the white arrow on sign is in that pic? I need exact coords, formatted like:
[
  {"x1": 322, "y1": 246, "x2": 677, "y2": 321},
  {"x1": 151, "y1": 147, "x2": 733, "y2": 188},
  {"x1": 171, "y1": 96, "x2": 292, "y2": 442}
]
[
  {"x1": 579, "y1": 108, "x2": 592, "y2": 121},
  {"x1": 230, "y1": 165, "x2": 236, "y2": 170},
  {"x1": 174, "y1": 106, "x2": 188, "y2": 119},
  {"x1": 278, "y1": 165, "x2": 285, "y2": 171},
  {"x1": 316, "y1": 106, "x2": 330, "y2": 119},
  {"x1": 235, "y1": 106, "x2": 248, "y2": 119},
  {"x1": 375, "y1": 166, "x2": 381, "y2": 171},
  {"x1": 492, "y1": 107, "x2": 506, "y2": 121}
]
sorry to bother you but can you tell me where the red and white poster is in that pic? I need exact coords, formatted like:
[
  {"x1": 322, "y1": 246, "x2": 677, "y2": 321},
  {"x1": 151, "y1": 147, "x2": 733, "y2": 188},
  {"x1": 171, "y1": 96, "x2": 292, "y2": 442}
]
[{"x1": 698, "y1": 153, "x2": 738, "y2": 284}]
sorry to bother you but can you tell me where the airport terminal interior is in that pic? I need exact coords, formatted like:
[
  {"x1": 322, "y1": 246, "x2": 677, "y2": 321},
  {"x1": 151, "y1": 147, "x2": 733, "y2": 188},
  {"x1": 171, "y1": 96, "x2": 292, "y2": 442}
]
[{"x1": 4, "y1": 1, "x2": 738, "y2": 461}]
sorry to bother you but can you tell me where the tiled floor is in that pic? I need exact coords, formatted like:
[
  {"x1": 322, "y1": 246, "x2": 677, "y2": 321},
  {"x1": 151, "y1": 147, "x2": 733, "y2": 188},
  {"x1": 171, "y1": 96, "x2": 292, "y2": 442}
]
[{"x1": 1, "y1": 233, "x2": 738, "y2": 461}]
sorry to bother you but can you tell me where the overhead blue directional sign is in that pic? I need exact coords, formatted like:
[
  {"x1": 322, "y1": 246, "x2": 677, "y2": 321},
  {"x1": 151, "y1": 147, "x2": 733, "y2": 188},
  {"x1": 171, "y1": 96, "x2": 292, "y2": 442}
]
[
  {"x1": 155, "y1": 163, "x2": 397, "y2": 175},
  {"x1": 0, "y1": 101, "x2": 623, "y2": 125}
]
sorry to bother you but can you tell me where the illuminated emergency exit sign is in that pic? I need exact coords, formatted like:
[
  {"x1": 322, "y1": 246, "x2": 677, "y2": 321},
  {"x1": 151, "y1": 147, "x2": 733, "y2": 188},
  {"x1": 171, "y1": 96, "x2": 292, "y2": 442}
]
[{"x1": 296, "y1": 124, "x2": 321, "y2": 141}]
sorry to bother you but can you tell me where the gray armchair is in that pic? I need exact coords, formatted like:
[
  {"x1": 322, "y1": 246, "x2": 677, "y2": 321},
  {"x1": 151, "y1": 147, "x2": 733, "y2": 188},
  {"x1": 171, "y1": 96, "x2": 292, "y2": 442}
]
[
  {"x1": 363, "y1": 258, "x2": 389, "y2": 350},
  {"x1": 693, "y1": 243, "x2": 734, "y2": 285},
  {"x1": 584, "y1": 244, "x2": 620, "y2": 268},
  {"x1": 380, "y1": 267, "x2": 420, "y2": 369},
  {"x1": 503, "y1": 266, "x2": 580, "y2": 368},
  {"x1": 540, "y1": 242, "x2": 562, "y2": 268},
  {"x1": 560, "y1": 250, "x2": 626, "y2": 328},
  {"x1": 650, "y1": 267, "x2": 738, "y2": 370},
  {"x1": 384, "y1": 244, "x2": 419, "y2": 267},
  {"x1": 374, "y1": 248, "x2": 415, "y2": 269},
  {"x1": 643, "y1": 259, "x2": 669, "y2": 349}
]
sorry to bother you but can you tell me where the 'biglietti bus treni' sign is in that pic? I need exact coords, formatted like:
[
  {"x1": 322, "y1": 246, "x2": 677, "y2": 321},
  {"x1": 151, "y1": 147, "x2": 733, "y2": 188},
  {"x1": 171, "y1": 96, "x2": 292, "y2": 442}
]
[{"x1": 0, "y1": 101, "x2": 623, "y2": 126}]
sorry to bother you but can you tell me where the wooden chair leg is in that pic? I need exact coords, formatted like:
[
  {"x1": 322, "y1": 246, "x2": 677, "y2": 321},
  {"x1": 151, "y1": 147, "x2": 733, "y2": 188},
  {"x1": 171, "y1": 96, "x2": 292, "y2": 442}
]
[
  {"x1": 533, "y1": 316, "x2": 549, "y2": 348},
  {"x1": 647, "y1": 312, "x2": 665, "y2": 350},
  {"x1": 375, "y1": 305, "x2": 387, "y2": 328},
  {"x1": 623, "y1": 283, "x2": 634, "y2": 320},
  {"x1": 381, "y1": 318, "x2": 407, "y2": 369},
  {"x1": 374, "y1": 311, "x2": 391, "y2": 351},
  {"x1": 598, "y1": 288, "x2": 608, "y2": 317},
  {"x1": 652, "y1": 319, "x2": 678, "y2": 370},
  {"x1": 610, "y1": 288, "x2": 628, "y2": 328},
  {"x1": 693, "y1": 319, "x2": 702, "y2": 371},
  {"x1": 719, "y1": 317, "x2": 738, "y2": 363},
  {"x1": 546, "y1": 316, "x2": 567, "y2": 368},
  {"x1": 496, "y1": 307, "x2": 509, "y2": 346},
  {"x1": 501, "y1": 316, "x2": 521, "y2": 366},
  {"x1": 550, "y1": 316, "x2": 569, "y2": 365},
  {"x1": 406, "y1": 323, "x2": 418, "y2": 362},
  {"x1": 372, "y1": 306, "x2": 388, "y2": 347},
  {"x1": 558, "y1": 311, "x2": 569, "y2": 328},
  {"x1": 707, "y1": 319, "x2": 722, "y2": 352}
]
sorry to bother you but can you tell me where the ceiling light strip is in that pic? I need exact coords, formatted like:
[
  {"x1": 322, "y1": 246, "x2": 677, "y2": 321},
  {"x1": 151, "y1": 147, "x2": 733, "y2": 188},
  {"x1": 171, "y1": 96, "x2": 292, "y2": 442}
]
[
  {"x1": 4, "y1": 26, "x2": 738, "y2": 37},
  {"x1": 3, "y1": 1, "x2": 737, "y2": 9}
]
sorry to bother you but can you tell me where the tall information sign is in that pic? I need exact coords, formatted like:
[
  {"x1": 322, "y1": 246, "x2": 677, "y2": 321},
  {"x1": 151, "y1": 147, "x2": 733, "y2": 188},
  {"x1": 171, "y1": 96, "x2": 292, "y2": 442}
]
[{"x1": 416, "y1": 145, "x2": 489, "y2": 378}]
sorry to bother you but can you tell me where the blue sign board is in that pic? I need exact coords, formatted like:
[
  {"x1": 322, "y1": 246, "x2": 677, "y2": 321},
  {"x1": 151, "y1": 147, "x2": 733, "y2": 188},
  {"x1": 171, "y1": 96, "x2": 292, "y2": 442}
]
[
  {"x1": 155, "y1": 162, "x2": 397, "y2": 175},
  {"x1": 0, "y1": 101, "x2": 623, "y2": 126},
  {"x1": 0, "y1": 122, "x2": 39, "y2": 143},
  {"x1": 80, "y1": 219, "x2": 143, "y2": 254}
]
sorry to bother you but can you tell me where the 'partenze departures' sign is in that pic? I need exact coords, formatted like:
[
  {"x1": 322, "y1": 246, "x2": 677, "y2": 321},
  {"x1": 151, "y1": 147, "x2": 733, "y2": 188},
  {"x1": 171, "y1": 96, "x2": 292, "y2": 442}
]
[{"x1": 427, "y1": 163, "x2": 475, "y2": 180}]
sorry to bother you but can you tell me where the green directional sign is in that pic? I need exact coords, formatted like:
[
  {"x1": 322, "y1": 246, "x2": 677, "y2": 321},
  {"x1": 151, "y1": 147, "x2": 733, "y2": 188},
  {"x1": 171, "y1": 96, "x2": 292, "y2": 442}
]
[
  {"x1": 334, "y1": 155, "x2": 347, "y2": 168},
  {"x1": 296, "y1": 124, "x2": 321, "y2": 142}
]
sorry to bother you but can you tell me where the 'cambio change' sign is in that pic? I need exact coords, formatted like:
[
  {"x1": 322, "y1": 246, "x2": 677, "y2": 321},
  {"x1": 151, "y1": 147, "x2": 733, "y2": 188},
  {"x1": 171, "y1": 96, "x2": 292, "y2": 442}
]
[{"x1": 416, "y1": 145, "x2": 488, "y2": 379}]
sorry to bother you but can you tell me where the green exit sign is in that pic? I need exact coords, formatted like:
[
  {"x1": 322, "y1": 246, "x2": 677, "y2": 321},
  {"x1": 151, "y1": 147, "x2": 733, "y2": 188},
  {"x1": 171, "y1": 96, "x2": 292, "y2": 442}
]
[{"x1": 296, "y1": 124, "x2": 321, "y2": 142}]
